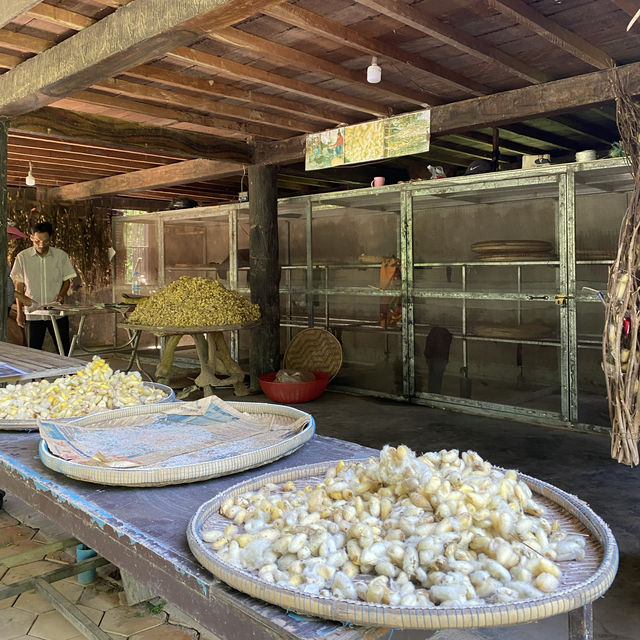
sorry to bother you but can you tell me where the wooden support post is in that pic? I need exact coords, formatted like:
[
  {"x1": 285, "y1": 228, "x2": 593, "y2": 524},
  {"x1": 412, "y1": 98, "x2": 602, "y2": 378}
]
[
  {"x1": 492, "y1": 127, "x2": 500, "y2": 169},
  {"x1": 568, "y1": 603, "x2": 593, "y2": 640},
  {"x1": 0, "y1": 119, "x2": 7, "y2": 343},
  {"x1": 249, "y1": 164, "x2": 280, "y2": 390}
]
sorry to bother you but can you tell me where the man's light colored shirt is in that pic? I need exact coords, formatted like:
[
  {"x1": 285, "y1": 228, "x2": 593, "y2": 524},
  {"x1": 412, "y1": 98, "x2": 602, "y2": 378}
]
[{"x1": 10, "y1": 246, "x2": 77, "y2": 306}]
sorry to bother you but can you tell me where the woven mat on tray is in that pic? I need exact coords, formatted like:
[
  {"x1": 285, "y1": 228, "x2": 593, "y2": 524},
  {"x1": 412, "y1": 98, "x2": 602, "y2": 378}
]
[
  {"x1": 39, "y1": 396, "x2": 309, "y2": 469},
  {"x1": 471, "y1": 240, "x2": 553, "y2": 254}
]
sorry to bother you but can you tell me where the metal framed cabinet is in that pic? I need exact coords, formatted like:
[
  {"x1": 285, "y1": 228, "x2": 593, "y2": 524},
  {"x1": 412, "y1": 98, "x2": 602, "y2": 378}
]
[{"x1": 112, "y1": 159, "x2": 632, "y2": 431}]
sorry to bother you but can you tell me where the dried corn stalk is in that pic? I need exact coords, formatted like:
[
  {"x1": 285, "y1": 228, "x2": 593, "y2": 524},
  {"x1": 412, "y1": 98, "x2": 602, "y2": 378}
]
[{"x1": 604, "y1": 75, "x2": 640, "y2": 465}]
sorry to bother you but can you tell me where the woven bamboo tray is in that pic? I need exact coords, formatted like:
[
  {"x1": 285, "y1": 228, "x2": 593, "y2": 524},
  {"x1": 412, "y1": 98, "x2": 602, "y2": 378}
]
[
  {"x1": 283, "y1": 328, "x2": 343, "y2": 380},
  {"x1": 187, "y1": 460, "x2": 618, "y2": 629},
  {"x1": 471, "y1": 241, "x2": 553, "y2": 253},
  {"x1": 38, "y1": 401, "x2": 314, "y2": 487},
  {"x1": 0, "y1": 382, "x2": 174, "y2": 432},
  {"x1": 470, "y1": 323, "x2": 554, "y2": 339}
]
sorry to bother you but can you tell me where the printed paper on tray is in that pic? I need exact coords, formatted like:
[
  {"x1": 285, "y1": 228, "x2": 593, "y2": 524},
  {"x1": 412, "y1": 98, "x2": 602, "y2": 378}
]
[{"x1": 38, "y1": 396, "x2": 309, "y2": 468}]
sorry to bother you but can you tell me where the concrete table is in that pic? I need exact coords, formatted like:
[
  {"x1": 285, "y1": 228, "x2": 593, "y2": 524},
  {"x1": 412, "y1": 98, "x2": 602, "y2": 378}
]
[
  {"x1": 0, "y1": 432, "x2": 387, "y2": 640},
  {"x1": 120, "y1": 323, "x2": 253, "y2": 396}
]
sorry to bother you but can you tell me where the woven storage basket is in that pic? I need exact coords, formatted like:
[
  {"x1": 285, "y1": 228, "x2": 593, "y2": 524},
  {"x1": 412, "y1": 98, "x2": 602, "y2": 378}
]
[
  {"x1": 283, "y1": 328, "x2": 343, "y2": 380},
  {"x1": 0, "y1": 381, "x2": 174, "y2": 432},
  {"x1": 38, "y1": 401, "x2": 314, "y2": 487},
  {"x1": 188, "y1": 460, "x2": 618, "y2": 629}
]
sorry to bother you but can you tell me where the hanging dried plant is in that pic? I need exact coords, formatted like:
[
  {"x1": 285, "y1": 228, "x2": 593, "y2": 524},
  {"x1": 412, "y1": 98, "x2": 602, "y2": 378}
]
[
  {"x1": 7, "y1": 190, "x2": 112, "y2": 293},
  {"x1": 603, "y1": 73, "x2": 640, "y2": 466}
]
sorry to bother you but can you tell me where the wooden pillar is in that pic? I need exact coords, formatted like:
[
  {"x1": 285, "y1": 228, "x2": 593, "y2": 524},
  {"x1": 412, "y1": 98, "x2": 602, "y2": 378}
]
[
  {"x1": 0, "y1": 119, "x2": 8, "y2": 343},
  {"x1": 248, "y1": 164, "x2": 280, "y2": 390}
]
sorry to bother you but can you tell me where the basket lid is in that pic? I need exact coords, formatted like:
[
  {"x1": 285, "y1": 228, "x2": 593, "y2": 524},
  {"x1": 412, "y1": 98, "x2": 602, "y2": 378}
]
[{"x1": 283, "y1": 328, "x2": 342, "y2": 380}]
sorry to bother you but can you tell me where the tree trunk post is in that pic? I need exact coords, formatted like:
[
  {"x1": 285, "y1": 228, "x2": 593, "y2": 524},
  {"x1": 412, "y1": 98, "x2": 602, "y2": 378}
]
[
  {"x1": 0, "y1": 119, "x2": 8, "y2": 343},
  {"x1": 248, "y1": 164, "x2": 279, "y2": 390}
]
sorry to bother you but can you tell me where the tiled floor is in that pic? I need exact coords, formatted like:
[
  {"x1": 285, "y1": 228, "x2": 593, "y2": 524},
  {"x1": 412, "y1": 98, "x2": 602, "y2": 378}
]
[{"x1": 0, "y1": 508, "x2": 215, "y2": 640}]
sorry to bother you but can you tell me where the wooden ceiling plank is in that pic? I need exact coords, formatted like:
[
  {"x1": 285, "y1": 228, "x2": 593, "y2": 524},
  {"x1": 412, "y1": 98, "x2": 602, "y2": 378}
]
[
  {"x1": 446, "y1": 131, "x2": 539, "y2": 155},
  {"x1": 0, "y1": 28, "x2": 53, "y2": 53},
  {"x1": 212, "y1": 27, "x2": 433, "y2": 106},
  {"x1": 352, "y1": 0, "x2": 550, "y2": 84},
  {"x1": 56, "y1": 90, "x2": 297, "y2": 139},
  {"x1": 125, "y1": 65, "x2": 348, "y2": 125},
  {"x1": 168, "y1": 47, "x2": 387, "y2": 116},
  {"x1": 550, "y1": 114, "x2": 614, "y2": 145},
  {"x1": 254, "y1": 62, "x2": 640, "y2": 164},
  {"x1": 47, "y1": 158, "x2": 246, "y2": 201},
  {"x1": 264, "y1": 4, "x2": 490, "y2": 97},
  {"x1": 11, "y1": 107, "x2": 251, "y2": 162},
  {"x1": 0, "y1": 1, "x2": 42, "y2": 29},
  {"x1": 26, "y1": 4, "x2": 97, "y2": 30},
  {"x1": 611, "y1": 1, "x2": 640, "y2": 18},
  {"x1": 0, "y1": 52, "x2": 23, "y2": 68},
  {"x1": 0, "y1": 0, "x2": 287, "y2": 116},
  {"x1": 485, "y1": 0, "x2": 615, "y2": 70},
  {"x1": 499, "y1": 123, "x2": 575, "y2": 150},
  {"x1": 96, "y1": 77, "x2": 319, "y2": 133}
]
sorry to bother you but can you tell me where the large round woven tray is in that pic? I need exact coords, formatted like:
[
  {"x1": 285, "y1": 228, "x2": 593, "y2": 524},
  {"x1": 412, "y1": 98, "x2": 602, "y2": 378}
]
[
  {"x1": 283, "y1": 328, "x2": 343, "y2": 380},
  {"x1": 38, "y1": 401, "x2": 314, "y2": 487},
  {"x1": 187, "y1": 460, "x2": 618, "y2": 629},
  {"x1": 0, "y1": 381, "x2": 175, "y2": 432},
  {"x1": 471, "y1": 241, "x2": 553, "y2": 253},
  {"x1": 470, "y1": 323, "x2": 554, "y2": 339}
]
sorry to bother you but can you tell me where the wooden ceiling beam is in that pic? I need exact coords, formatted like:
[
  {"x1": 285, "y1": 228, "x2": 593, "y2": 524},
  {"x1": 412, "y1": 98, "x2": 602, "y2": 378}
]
[
  {"x1": 0, "y1": 0, "x2": 287, "y2": 116},
  {"x1": 53, "y1": 91, "x2": 297, "y2": 140},
  {"x1": 254, "y1": 62, "x2": 640, "y2": 164},
  {"x1": 96, "y1": 77, "x2": 319, "y2": 133},
  {"x1": 0, "y1": 1, "x2": 42, "y2": 29},
  {"x1": 485, "y1": 0, "x2": 615, "y2": 70},
  {"x1": 125, "y1": 66, "x2": 348, "y2": 126},
  {"x1": 168, "y1": 47, "x2": 387, "y2": 117},
  {"x1": 47, "y1": 158, "x2": 246, "y2": 201},
  {"x1": 211, "y1": 27, "x2": 432, "y2": 106},
  {"x1": 352, "y1": 0, "x2": 550, "y2": 84},
  {"x1": 11, "y1": 107, "x2": 251, "y2": 162},
  {"x1": 264, "y1": 4, "x2": 490, "y2": 96}
]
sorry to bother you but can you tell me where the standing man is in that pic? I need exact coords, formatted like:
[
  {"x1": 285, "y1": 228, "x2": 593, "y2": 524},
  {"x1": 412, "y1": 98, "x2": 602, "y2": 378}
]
[{"x1": 11, "y1": 221, "x2": 77, "y2": 354}]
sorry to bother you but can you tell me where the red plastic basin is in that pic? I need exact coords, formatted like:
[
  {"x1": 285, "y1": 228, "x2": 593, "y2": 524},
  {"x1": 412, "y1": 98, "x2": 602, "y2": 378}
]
[{"x1": 259, "y1": 370, "x2": 330, "y2": 403}]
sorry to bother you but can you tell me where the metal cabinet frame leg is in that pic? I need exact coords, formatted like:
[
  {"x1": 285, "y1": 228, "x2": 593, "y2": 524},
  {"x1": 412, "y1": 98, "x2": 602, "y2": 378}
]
[{"x1": 568, "y1": 603, "x2": 593, "y2": 640}]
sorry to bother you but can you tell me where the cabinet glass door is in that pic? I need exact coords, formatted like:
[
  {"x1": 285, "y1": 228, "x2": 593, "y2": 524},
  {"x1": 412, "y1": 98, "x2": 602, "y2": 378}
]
[{"x1": 409, "y1": 173, "x2": 567, "y2": 421}]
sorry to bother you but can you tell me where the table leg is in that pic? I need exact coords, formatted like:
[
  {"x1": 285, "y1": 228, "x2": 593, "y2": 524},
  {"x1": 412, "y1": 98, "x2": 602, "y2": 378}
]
[
  {"x1": 50, "y1": 318, "x2": 66, "y2": 356},
  {"x1": 155, "y1": 335, "x2": 181, "y2": 385},
  {"x1": 192, "y1": 333, "x2": 219, "y2": 396},
  {"x1": 568, "y1": 603, "x2": 593, "y2": 640},
  {"x1": 68, "y1": 315, "x2": 86, "y2": 358},
  {"x1": 212, "y1": 331, "x2": 249, "y2": 396}
]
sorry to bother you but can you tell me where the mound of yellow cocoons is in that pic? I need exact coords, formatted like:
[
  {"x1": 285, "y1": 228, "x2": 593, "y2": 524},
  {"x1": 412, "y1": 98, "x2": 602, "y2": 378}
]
[
  {"x1": 0, "y1": 357, "x2": 166, "y2": 420},
  {"x1": 127, "y1": 276, "x2": 261, "y2": 327}
]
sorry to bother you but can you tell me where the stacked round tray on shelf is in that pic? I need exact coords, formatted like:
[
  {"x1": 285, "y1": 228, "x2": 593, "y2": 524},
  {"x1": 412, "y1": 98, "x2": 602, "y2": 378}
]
[{"x1": 471, "y1": 240, "x2": 554, "y2": 261}]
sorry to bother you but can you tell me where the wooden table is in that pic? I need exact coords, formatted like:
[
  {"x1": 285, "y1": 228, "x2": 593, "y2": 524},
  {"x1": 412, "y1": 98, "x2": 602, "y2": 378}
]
[
  {"x1": 120, "y1": 323, "x2": 254, "y2": 396},
  {"x1": 0, "y1": 342, "x2": 86, "y2": 384},
  {"x1": 26, "y1": 303, "x2": 135, "y2": 358},
  {"x1": 0, "y1": 431, "x2": 387, "y2": 640}
]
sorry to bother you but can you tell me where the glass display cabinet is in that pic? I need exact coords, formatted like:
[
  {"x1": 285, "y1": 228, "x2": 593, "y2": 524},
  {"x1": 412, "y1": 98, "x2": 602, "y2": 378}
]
[{"x1": 112, "y1": 158, "x2": 633, "y2": 432}]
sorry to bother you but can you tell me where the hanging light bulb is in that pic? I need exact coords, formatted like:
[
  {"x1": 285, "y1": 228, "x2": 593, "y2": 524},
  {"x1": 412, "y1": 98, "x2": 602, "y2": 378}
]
[
  {"x1": 367, "y1": 56, "x2": 382, "y2": 84},
  {"x1": 25, "y1": 161, "x2": 36, "y2": 187}
]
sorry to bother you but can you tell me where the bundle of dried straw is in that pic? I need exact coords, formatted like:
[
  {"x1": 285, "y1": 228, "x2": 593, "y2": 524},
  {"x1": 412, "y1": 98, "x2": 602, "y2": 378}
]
[{"x1": 603, "y1": 74, "x2": 640, "y2": 466}]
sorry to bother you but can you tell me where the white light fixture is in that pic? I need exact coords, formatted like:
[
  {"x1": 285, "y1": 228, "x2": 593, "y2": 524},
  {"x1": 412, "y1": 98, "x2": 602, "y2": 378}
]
[
  {"x1": 25, "y1": 161, "x2": 35, "y2": 187},
  {"x1": 367, "y1": 56, "x2": 381, "y2": 84}
]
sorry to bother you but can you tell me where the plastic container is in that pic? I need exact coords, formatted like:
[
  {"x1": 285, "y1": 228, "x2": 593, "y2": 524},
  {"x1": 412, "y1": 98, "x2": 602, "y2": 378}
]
[
  {"x1": 131, "y1": 271, "x2": 142, "y2": 295},
  {"x1": 259, "y1": 371, "x2": 330, "y2": 403},
  {"x1": 76, "y1": 544, "x2": 97, "y2": 584}
]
